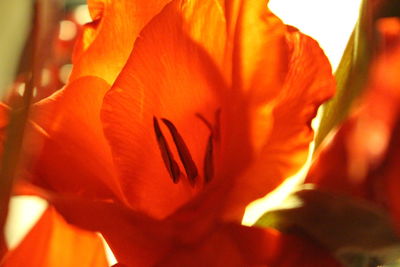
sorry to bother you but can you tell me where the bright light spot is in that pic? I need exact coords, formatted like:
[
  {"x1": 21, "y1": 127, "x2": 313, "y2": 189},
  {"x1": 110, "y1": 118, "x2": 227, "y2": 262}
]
[
  {"x1": 59, "y1": 64, "x2": 73, "y2": 84},
  {"x1": 269, "y1": 0, "x2": 363, "y2": 71},
  {"x1": 59, "y1": 20, "x2": 77, "y2": 41},
  {"x1": 41, "y1": 68, "x2": 51, "y2": 86},
  {"x1": 74, "y1": 5, "x2": 92, "y2": 25},
  {"x1": 5, "y1": 196, "x2": 48, "y2": 249},
  {"x1": 99, "y1": 234, "x2": 118, "y2": 266},
  {"x1": 16, "y1": 84, "x2": 38, "y2": 97},
  {"x1": 16, "y1": 83, "x2": 25, "y2": 96},
  {"x1": 366, "y1": 121, "x2": 390, "y2": 160}
]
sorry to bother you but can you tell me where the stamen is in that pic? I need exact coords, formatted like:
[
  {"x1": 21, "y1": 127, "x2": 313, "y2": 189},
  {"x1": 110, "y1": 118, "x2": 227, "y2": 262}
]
[
  {"x1": 196, "y1": 111, "x2": 220, "y2": 183},
  {"x1": 203, "y1": 134, "x2": 214, "y2": 184},
  {"x1": 195, "y1": 113, "x2": 213, "y2": 132},
  {"x1": 161, "y1": 118, "x2": 198, "y2": 185},
  {"x1": 153, "y1": 117, "x2": 181, "y2": 183}
]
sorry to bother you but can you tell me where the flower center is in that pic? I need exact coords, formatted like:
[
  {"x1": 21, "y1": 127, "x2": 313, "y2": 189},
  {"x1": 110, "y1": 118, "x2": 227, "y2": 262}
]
[{"x1": 153, "y1": 113, "x2": 217, "y2": 187}]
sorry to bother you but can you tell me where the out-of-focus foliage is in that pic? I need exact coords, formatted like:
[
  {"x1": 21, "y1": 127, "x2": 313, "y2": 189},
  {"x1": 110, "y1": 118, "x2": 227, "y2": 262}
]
[
  {"x1": 315, "y1": 0, "x2": 373, "y2": 147},
  {"x1": 255, "y1": 189, "x2": 400, "y2": 267},
  {"x1": 316, "y1": 0, "x2": 400, "y2": 148},
  {"x1": 0, "y1": 0, "x2": 33, "y2": 99},
  {"x1": 66, "y1": 0, "x2": 85, "y2": 5}
]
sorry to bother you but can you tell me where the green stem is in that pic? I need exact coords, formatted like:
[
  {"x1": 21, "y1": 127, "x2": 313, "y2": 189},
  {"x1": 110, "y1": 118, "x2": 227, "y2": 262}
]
[
  {"x1": 0, "y1": 0, "x2": 42, "y2": 259},
  {"x1": 315, "y1": 0, "x2": 374, "y2": 148}
]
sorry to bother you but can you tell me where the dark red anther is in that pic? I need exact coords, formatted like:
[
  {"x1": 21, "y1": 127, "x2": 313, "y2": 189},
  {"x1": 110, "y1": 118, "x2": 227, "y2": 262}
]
[
  {"x1": 161, "y1": 118, "x2": 198, "y2": 186},
  {"x1": 196, "y1": 111, "x2": 219, "y2": 183},
  {"x1": 153, "y1": 117, "x2": 181, "y2": 183},
  {"x1": 203, "y1": 134, "x2": 214, "y2": 184},
  {"x1": 195, "y1": 113, "x2": 213, "y2": 132}
]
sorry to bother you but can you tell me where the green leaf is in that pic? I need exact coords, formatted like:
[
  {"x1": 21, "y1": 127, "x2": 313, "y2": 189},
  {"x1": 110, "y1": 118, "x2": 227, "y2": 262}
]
[
  {"x1": 0, "y1": 0, "x2": 33, "y2": 98},
  {"x1": 255, "y1": 188, "x2": 400, "y2": 267},
  {"x1": 315, "y1": 0, "x2": 374, "y2": 148}
]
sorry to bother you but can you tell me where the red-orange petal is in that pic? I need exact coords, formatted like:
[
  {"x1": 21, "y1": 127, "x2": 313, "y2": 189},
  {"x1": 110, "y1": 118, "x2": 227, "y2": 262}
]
[
  {"x1": 26, "y1": 76, "x2": 124, "y2": 202},
  {"x1": 101, "y1": 0, "x2": 227, "y2": 219},
  {"x1": 2, "y1": 207, "x2": 109, "y2": 267},
  {"x1": 231, "y1": 1, "x2": 287, "y2": 96},
  {"x1": 29, "y1": 180, "x2": 342, "y2": 267},
  {"x1": 222, "y1": 26, "x2": 335, "y2": 220},
  {"x1": 70, "y1": 0, "x2": 172, "y2": 84},
  {"x1": 156, "y1": 223, "x2": 342, "y2": 267},
  {"x1": 219, "y1": 3, "x2": 288, "y2": 179},
  {"x1": 48, "y1": 192, "x2": 341, "y2": 267},
  {"x1": 47, "y1": 195, "x2": 173, "y2": 266}
]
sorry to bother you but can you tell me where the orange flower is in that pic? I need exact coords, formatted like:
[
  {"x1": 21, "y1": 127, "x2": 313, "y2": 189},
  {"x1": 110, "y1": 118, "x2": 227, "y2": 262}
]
[
  {"x1": 28, "y1": 0, "x2": 335, "y2": 219},
  {"x1": 5, "y1": 0, "x2": 338, "y2": 265},
  {"x1": 306, "y1": 17, "x2": 400, "y2": 231}
]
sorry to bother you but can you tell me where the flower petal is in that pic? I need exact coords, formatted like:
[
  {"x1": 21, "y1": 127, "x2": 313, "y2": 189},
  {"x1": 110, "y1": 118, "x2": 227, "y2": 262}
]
[
  {"x1": 70, "y1": 0, "x2": 172, "y2": 84},
  {"x1": 47, "y1": 195, "x2": 173, "y2": 266},
  {"x1": 219, "y1": 3, "x2": 288, "y2": 177},
  {"x1": 101, "y1": 0, "x2": 227, "y2": 218},
  {"x1": 222, "y1": 27, "x2": 335, "y2": 220},
  {"x1": 47, "y1": 190, "x2": 341, "y2": 267},
  {"x1": 226, "y1": 224, "x2": 342, "y2": 267},
  {"x1": 232, "y1": 1, "x2": 287, "y2": 96},
  {"x1": 156, "y1": 223, "x2": 342, "y2": 267},
  {"x1": 27, "y1": 76, "x2": 124, "y2": 202},
  {"x1": 2, "y1": 207, "x2": 108, "y2": 267}
]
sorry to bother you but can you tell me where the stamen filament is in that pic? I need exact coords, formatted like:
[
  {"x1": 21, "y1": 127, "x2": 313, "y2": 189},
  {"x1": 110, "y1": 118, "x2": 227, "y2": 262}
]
[
  {"x1": 161, "y1": 118, "x2": 198, "y2": 186},
  {"x1": 203, "y1": 134, "x2": 214, "y2": 184},
  {"x1": 153, "y1": 117, "x2": 181, "y2": 183}
]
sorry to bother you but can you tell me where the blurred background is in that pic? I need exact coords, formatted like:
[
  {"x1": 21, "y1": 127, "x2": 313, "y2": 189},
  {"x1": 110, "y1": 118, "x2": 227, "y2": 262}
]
[{"x1": 0, "y1": 0, "x2": 92, "y2": 102}]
